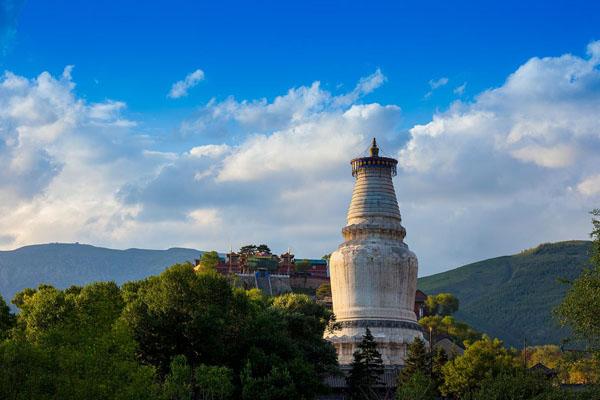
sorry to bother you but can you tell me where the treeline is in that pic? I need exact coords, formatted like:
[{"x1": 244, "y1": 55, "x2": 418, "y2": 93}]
[{"x1": 0, "y1": 263, "x2": 338, "y2": 399}]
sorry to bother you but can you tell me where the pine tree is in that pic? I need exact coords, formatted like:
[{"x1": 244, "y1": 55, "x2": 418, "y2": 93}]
[
  {"x1": 399, "y1": 337, "x2": 430, "y2": 383},
  {"x1": 431, "y1": 346, "x2": 448, "y2": 394},
  {"x1": 346, "y1": 327, "x2": 384, "y2": 400}
]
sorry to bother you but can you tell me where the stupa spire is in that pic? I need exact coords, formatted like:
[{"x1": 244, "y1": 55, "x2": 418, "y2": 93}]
[
  {"x1": 369, "y1": 137, "x2": 379, "y2": 157},
  {"x1": 325, "y1": 137, "x2": 422, "y2": 367}
]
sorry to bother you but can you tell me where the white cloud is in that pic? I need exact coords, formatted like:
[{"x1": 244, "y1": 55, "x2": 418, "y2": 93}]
[
  {"x1": 334, "y1": 68, "x2": 386, "y2": 106},
  {"x1": 168, "y1": 69, "x2": 205, "y2": 99},
  {"x1": 425, "y1": 77, "x2": 449, "y2": 98},
  {"x1": 429, "y1": 77, "x2": 449, "y2": 89},
  {"x1": 396, "y1": 41, "x2": 600, "y2": 269},
  {"x1": 511, "y1": 144, "x2": 576, "y2": 168},
  {"x1": 1, "y1": 44, "x2": 600, "y2": 277},
  {"x1": 577, "y1": 174, "x2": 600, "y2": 196},
  {"x1": 189, "y1": 144, "x2": 230, "y2": 158}
]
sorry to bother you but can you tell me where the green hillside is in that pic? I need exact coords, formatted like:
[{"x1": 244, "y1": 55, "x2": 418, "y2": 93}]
[
  {"x1": 0, "y1": 243, "x2": 201, "y2": 307},
  {"x1": 418, "y1": 240, "x2": 592, "y2": 347}
]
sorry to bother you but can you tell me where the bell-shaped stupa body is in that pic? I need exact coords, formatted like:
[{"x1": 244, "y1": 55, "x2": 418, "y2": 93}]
[{"x1": 325, "y1": 138, "x2": 422, "y2": 366}]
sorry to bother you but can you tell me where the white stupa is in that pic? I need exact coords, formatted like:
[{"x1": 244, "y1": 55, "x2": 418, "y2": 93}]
[{"x1": 325, "y1": 138, "x2": 423, "y2": 366}]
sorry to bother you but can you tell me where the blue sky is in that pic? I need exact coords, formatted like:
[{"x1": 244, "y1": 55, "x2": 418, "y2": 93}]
[
  {"x1": 5, "y1": 0, "x2": 600, "y2": 130},
  {"x1": 1, "y1": 0, "x2": 600, "y2": 275}
]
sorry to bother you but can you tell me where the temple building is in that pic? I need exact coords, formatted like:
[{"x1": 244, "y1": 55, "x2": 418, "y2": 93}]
[{"x1": 324, "y1": 138, "x2": 423, "y2": 367}]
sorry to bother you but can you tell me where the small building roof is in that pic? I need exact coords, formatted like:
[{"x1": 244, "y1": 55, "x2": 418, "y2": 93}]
[{"x1": 415, "y1": 289, "x2": 428, "y2": 302}]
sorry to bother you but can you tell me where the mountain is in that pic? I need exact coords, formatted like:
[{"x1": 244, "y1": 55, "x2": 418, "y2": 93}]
[
  {"x1": 417, "y1": 240, "x2": 593, "y2": 347},
  {"x1": 0, "y1": 243, "x2": 201, "y2": 307},
  {"x1": 0, "y1": 240, "x2": 592, "y2": 347}
]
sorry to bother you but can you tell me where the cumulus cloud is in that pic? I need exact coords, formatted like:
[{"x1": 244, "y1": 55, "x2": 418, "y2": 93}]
[
  {"x1": 397, "y1": 42, "x2": 600, "y2": 269},
  {"x1": 168, "y1": 69, "x2": 205, "y2": 99},
  {"x1": 0, "y1": 67, "x2": 150, "y2": 249},
  {"x1": 1, "y1": 45, "x2": 599, "y2": 276}
]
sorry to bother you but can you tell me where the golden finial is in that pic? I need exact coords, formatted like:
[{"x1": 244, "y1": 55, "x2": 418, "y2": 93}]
[{"x1": 369, "y1": 137, "x2": 379, "y2": 157}]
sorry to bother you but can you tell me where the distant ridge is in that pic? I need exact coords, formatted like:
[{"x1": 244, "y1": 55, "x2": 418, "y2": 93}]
[
  {"x1": 418, "y1": 240, "x2": 592, "y2": 347},
  {"x1": 0, "y1": 243, "x2": 202, "y2": 307},
  {"x1": 0, "y1": 240, "x2": 592, "y2": 347}
]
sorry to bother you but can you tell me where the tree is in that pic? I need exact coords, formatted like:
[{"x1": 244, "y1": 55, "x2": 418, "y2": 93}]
[
  {"x1": 256, "y1": 244, "x2": 271, "y2": 254},
  {"x1": 555, "y1": 209, "x2": 600, "y2": 350},
  {"x1": 399, "y1": 337, "x2": 448, "y2": 397},
  {"x1": 162, "y1": 355, "x2": 193, "y2": 400},
  {"x1": 399, "y1": 337, "x2": 429, "y2": 383},
  {"x1": 241, "y1": 362, "x2": 298, "y2": 400},
  {"x1": 418, "y1": 315, "x2": 481, "y2": 346},
  {"x1": 123, "y1": 264, "x2": 338, "y2": 399},
  {"x1": 239, "y1": 245, "x2": 258, "y2": 256},
  {"x1": 121, "y1": 263, "x2": 235, "y2": 373},
  {"x1": 469, "y1": 368, "x2": 557, "y2": 400},
  {"x1": 346, "y1": 328, "x2": 384, "y2": 400},
  {"x1": 316, "y1": 283, "x2": 331, "y2": 300},
  {"x1": 441, "y1": 336, "x2": 517, "y2": 398},
  {"x1": 196, "y1": 251, "x2": 221, "y2": 273},
  {"x1": 0, "y1": 294, "x2": 15, "y2": 340},
  {"x1": 396, "y1": 371, "x2": 436, "y2": 400},
  {"x1": 426, "y1": 293, "x2": 459, "y2": 316},
  {"x1": 1, "y1": 282, "x2": 158, "y2": 400},
  {"x1": 195, "y1": 364, "x2": 234, "y2": 400},
  {"x1": 431, "y1": 346, "x2": 448, "y2": 392}
]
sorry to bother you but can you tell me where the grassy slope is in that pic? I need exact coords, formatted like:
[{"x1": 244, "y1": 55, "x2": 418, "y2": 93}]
[{"x1": 418, "y1": 241, "x2": 592, "y2": 347}]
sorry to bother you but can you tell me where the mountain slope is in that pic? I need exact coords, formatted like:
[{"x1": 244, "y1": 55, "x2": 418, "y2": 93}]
[
  {"x1": 418, "y1": 240, "x2": 592, "y2": 347},
  {"x1": 0, "y1": 243, "x2": 201, "y2": 306}
]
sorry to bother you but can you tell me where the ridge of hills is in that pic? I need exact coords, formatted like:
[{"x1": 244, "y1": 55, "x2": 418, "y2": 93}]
[
  {"x1": 417, "y1": 240, "x2": 593, "y2": 347},
  {"x1": 0, "y1": 243, "x2": 201, "y2": 307},
  {"x1": 0, "y1": 240, "x2": 592, "y2": 347}
]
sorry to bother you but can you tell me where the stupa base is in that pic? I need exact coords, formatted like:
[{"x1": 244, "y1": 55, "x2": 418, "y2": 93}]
[{"x1": 325, "y1": 319, "x2": 423, "y2": 366}]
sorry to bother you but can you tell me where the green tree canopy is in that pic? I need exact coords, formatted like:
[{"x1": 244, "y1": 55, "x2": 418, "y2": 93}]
[
  {"x1": 418, "y1": 315, "x2": 481, "y2": 346},
  {"x1": 396, "y1": 371, "x2": 436, "y2": 400},
  {"x1": 0, "y1": 263, "x2": 338, "y2": 400},
  {"x1": 239, "y1": 245, "x2": 258, "y2": 256},
  {"x1": 196, "y1": 251, "x2": 221, "y2": 273},
  {"x1": 1, "y1": 282, "x2": 157, "y2": 400},
  {"x1": 122, "y1": 264, "x2": 338, "y2": 399},
  {"x1": 426, "y1": 293, "x2": 459, "y2": 316},
  {"x1": 469, "y1": 368, "x2": 557, "y2": 400},
  {"x1": 441, "y1": 336, "x2": 517, "y2": 398},
  {"x1": 316, "y1": 283, "x2": 331, "y2": 300},
  {"x1": 0, "y1": 295, "x2": 15, "y2": 340},
  {"x1": 256, "y1": 244, "x2": 271, "y2": 254},
  {"x1": 556, "y1": 209, "x2": 600, "y2": 350}
]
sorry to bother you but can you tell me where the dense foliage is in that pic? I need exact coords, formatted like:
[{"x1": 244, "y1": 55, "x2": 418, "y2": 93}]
[
  {"x1": 441, "y1": 336, "x2": 517, "y2": 398},
  {"x1": 195, "y1": 251, "x2": 221, "y2": 273},
  {"x1": 0, "y1": 263, "x2": 338, "y2": 399},
  {"x1": 426, "y1": 293, "x2": 459, "y2": 316},
  {"x1": 556, "y1": 210, "x2": 600, "y2": 350},
  {"x1": 396, "y1": 337, "x2": 446, "y2": 400},
  {"x1": 418, "y1": 240, "x2": 592, "y2": 346}
]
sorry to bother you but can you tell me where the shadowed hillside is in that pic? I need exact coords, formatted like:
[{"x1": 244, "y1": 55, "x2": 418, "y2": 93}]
[
  {"x1": 418, "y1": 240, "x2": 592, "y2": 347},
  {"x1": 0, "y1": 243, "x2": 201, "y2": 306}
]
